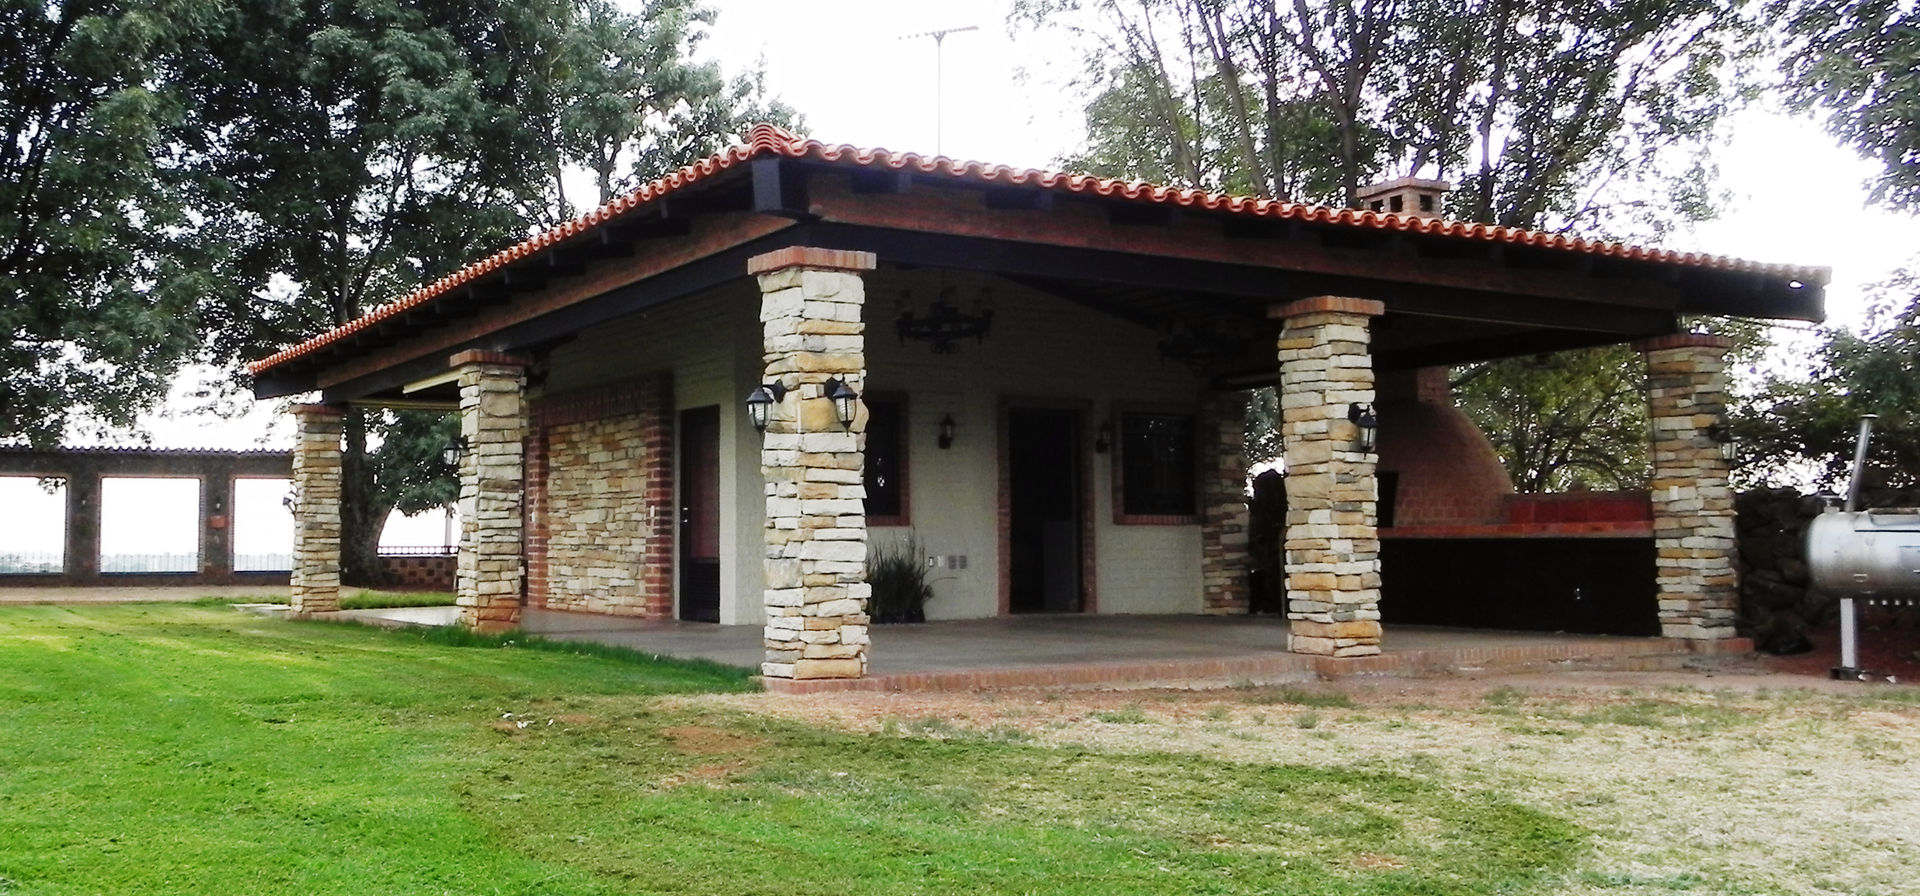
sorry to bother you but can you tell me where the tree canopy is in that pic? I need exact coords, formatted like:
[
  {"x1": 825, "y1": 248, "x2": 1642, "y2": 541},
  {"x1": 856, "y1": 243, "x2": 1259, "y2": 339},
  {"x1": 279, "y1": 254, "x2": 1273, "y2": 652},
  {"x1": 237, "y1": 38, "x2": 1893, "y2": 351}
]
[
  {"x1": 0, "y1": 0, "x2": 219, "y2": 445},
  {"x1": 1774, "y1": 0, "x2": 1920, "y2": 213}
]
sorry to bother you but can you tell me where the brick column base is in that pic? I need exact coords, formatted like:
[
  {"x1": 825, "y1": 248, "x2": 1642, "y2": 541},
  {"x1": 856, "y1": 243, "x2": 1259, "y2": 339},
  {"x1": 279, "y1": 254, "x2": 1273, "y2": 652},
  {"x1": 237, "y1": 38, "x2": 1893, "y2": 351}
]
[
  {"x1": 1635, "y1": 334, "x2": 1738, "y2": 641},
  {"x1": 289, "y1": 404, "x2": 345, "y2": 614},
  {"x1": 1273, "y1": 297, "x2": 1385, "y2": 656},
  {"x1": 453, "y1": 350, "x2": 530, "y2": 633},
  {"x1": 752, "y1": 247, "x2": 876, "y2": 681},
  {"x1": 1201, "y1": 390, "x2": 1251, "y2": 613}
]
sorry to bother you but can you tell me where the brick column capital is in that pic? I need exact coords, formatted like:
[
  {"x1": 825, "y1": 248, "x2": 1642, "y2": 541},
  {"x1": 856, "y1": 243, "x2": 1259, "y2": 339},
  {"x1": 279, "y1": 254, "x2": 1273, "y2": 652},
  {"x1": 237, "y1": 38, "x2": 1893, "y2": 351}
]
[
  {"x1": 1631, "y1": 333, "x2": 1734, "y2": 354},
  {"x1": 448, "y1": 349, "x2": 532, "y2": 369},
  {"x1": 1269, "y1": 296, "x2": 1386, "y2": 320},
  {"x1": 747, "y1": 247, "x2": 878, "y2": 276},
  {"x1": 289, "y1": 402, "x2": 347, "y2": 421}
]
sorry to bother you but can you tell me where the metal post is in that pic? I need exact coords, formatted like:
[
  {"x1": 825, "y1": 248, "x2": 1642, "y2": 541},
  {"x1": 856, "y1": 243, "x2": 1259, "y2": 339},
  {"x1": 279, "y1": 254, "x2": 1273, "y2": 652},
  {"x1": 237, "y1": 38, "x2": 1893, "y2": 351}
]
[
  {"x1": 901, "y1": 25, "x2": 977, "y2": 157},
  {"x1": 1834, "y1": 414, "x2": 1876, "y2": 680}
]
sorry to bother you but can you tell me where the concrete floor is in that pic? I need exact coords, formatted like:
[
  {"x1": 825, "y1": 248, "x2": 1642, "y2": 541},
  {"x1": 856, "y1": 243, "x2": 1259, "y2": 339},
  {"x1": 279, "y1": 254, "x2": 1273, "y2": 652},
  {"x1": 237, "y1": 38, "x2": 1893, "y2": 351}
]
[{"x1": 506, "y1": 609, "x2": 1681, "y2": 679}]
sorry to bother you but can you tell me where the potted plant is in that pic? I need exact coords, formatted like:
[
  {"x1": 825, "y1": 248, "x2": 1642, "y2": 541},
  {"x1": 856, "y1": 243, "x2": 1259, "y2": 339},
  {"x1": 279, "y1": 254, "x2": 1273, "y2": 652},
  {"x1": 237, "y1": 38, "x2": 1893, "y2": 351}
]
[{"x1": 867, "y1": 531, "x2": 937, "y2": 623}]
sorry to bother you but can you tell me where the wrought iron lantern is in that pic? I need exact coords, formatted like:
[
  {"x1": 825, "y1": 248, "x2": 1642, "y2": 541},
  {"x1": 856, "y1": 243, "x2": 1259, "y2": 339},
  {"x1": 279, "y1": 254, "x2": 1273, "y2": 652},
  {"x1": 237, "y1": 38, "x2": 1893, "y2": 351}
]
[
  {"x1": 824, "y1": 378, "x2": 859, "y2": 430},
  {"x1": 440, "y1": 436, "x2": 469, "y2": 470},
  {"x1": 744, "y1": 382, "x2": 789, "y2": 433},
  {"x1": 1707, "y1": 421, "x2": 1737, "y2": 462},
  {"x1": 1348, "y1": 402, "x2": 1379, "y2": 454}
]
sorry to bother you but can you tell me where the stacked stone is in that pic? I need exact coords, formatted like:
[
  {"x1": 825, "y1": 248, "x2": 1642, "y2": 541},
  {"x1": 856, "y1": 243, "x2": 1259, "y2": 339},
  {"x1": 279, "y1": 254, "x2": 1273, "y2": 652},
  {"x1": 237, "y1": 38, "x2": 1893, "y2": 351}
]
[
  {"x1": 1635, "y1": 334, "x2": 1737, "y2": 641},
  {"x1": 750, "y1": 247, "x2": 877, "y2": 681},
  {"x1": 1272, "y1": 297, "x2": 1385, "y2": 656},
  {"x1": 453, "y1": 350, "x2": 530, "y2": 633},
  {"x1": 1200, "y1": 389, "x2": 1251, "y2": 614},
  {"x1": 540, "y1": 412, "x2": 656, "y2": 614},
  {"x1": 289, "y1": 404, "x2": 345, "y2": 614}
]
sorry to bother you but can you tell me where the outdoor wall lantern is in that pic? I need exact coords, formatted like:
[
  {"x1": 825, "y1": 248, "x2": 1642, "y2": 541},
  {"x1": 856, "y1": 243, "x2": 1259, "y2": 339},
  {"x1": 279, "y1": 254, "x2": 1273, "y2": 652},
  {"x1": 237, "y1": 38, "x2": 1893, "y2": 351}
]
[
  {"x1": 1707, "y1": 421, "x2": 1737, "y2": 462},
  {"x1": 1094, "y1": 421, "x2": 1113, "y2": 454},
  {"x1": 1348, "y1": 402, "x2": 1379, "y2": 454},
  {"x1": 281, "y1": 490, "x2": 298, "y2": 514},
  {"x1": 824, "y1": 378, "x2": 859, "y2": 430},
  {"x1": 440, "y1": 436, "x2": 470, "y2": 470},
  {"x1": 744, "y1": 382, "x2": 789, "y2": 433},
  {"x1": 938, "y1": 414, "x2": 957, "y2": 449}
]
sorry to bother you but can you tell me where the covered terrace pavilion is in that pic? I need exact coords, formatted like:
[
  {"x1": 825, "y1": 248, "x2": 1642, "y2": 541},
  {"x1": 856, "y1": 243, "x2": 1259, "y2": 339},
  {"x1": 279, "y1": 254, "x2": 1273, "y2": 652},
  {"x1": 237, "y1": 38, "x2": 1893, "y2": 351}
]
[{"x1": 250, "y1": 125, "x2": 1826, "y2": 690}]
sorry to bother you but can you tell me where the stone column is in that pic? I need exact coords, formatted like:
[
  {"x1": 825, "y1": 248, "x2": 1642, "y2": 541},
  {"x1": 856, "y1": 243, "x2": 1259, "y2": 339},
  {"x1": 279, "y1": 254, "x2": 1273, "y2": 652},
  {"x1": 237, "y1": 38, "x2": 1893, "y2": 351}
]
[
  {"x1": 1200, "y1": 389, "x2": 1251, "y2": 614},
  {"x1": 1271, "y1": 297, "x2": 1385, "y2": 656},
  {"x1": 453, "y1": 350, "x2": 530, "y2": 633},
  {"x1": 750, "y1": 247, "x2": 877, "y2": 682},
  {"x1": 1634, "y1": 333, "x2": 1738, "y2": 642},
  {"x1": 289, "y1": 403, "x2": 346, "y2": 614}
]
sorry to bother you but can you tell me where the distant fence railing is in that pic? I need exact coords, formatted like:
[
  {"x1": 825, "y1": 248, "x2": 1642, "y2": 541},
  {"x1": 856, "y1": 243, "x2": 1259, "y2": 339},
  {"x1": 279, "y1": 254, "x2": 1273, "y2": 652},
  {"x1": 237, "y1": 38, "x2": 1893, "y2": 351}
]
[
  {"x1": 0, "y1": 552, "x2": 64, "y2": 575},
  {"x1": 379, "y1": 545, "x2": 455, "y2": 557},
  {"x1": 100, "y1": 553, "x2": 198, "y2": 573},
  {"x1": 234, "y1": 553, "x2": 293, "y2": 572}
]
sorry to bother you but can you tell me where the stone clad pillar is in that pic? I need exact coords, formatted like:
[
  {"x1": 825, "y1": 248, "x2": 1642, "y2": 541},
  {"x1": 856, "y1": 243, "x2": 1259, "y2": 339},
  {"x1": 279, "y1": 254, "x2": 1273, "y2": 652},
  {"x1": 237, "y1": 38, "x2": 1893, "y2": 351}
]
[
  {"x1": 453, "y1": 350, "x2": 531, "y2": 632},
  {"x1": 749, "y1": 247, "x2": 877, "y2": 683},
  {"x1": 1201, "y1": 389, "x2": 1251, "y2": 614},
  {"x1": 1271, "y1": 297, "x2": 1385, "y2": 656},
  {"x1": 1634, "y1": 334, "x2": 1738, "y2": 642},
  {"x1": 289, "y1": 403, "x2": 346, "y2": 614}
]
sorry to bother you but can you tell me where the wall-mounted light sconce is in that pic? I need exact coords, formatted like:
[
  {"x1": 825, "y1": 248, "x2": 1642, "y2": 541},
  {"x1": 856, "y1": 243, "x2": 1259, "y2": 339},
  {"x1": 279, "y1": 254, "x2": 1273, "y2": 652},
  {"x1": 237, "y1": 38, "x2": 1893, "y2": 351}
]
[
  {"x1": 281, "y1": 489, "x2": 298, "y2": 514},
  {"x1": 938, "y1": 414, "x2": 957, "y2": 449},
  {"x1": 1094, "y1": 421, "x2": 1113, "y2": 454},
  {"x1": 440, "y1": 435, "x2": 470, "y2": 469},
  {"x1": 744, "y1": 381, "x2": 789, "y2": 433},
  {"x1": 824, "y1": 378, "x2": 859, "y2": 430},
  {"x1": 1706, "y1": 421, "x2": 1737, "y2": 462},
  {"x1": 1348, "y1": 402, "x2": 1379, "y2": 454}
]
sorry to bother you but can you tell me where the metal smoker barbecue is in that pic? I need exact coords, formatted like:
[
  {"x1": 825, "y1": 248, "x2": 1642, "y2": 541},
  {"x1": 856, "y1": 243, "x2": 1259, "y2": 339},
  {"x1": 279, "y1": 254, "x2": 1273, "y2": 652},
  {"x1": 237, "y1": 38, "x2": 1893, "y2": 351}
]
[{"x1": 1805, "y1": 415, "x2": 1920, "y2": 679}]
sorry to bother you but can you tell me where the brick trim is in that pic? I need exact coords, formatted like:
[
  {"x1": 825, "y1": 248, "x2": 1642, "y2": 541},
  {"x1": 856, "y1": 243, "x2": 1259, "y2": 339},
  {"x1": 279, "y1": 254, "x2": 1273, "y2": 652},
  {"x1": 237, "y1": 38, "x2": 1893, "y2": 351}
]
[
  {"x1": 746, "y1": 246, "x2": 878, "y2": 275},
  {"x1": 289, "y1": 403, "x2": 347, "y2": 418},
  {"x1": 448, "y1": 349, "x2": 532, "y2": 369},
  {"x1": 1631, "y1": 333, "x2": 1734, "y2": 353},
  {"x1": 1269, "y1": 296, "x2": 1386, "y2": 319}
]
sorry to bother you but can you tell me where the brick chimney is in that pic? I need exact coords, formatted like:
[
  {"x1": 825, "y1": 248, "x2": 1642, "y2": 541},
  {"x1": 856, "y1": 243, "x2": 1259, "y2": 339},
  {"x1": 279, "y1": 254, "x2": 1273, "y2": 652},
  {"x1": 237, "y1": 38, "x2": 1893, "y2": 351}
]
[{"x1": 1355, "y1": 176, "x2": 1450, "y2": 217}]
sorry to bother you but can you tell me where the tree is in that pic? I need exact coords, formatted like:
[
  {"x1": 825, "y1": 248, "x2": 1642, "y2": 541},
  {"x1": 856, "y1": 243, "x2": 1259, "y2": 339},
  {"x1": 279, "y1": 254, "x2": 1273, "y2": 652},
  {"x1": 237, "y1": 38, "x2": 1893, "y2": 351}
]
[
  {"x1": 1773, "y1": 0, "x2": 1920, "y2": 213},
  {"x1": 1, "y1": 0, "x2": 218, "y2": 446},
  {"x1": 1018, "y1": 0, "x2": 1756, "y2": 235},
  {"x1": 1452, "y1": 346, "x2": 1649, "y2": 492},
  {"x1": 1742, "y1": 278, "x2": 1920, "y2": 493},
  {"x1": 182, "y1": 0, "x2": 796, "y2": 583}
]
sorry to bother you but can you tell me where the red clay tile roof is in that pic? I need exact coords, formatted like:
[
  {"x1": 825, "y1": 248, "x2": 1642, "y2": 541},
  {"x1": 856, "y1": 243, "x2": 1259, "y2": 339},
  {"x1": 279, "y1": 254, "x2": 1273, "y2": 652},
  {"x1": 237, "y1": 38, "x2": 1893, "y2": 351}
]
[{"x1": 249, "y1": 123, "x2": 1829, "y2": 376}]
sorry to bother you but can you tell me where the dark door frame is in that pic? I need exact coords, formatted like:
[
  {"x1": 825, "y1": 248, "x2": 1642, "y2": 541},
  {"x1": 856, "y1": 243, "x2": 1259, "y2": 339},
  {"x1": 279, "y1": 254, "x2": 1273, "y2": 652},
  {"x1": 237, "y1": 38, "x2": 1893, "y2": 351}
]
[
  {"x1": 998, "y1": 396, "x2": 1097, "y2": 615},
  {"x1": 677, "y1": 405, "x2": 721, "y2": 623}
]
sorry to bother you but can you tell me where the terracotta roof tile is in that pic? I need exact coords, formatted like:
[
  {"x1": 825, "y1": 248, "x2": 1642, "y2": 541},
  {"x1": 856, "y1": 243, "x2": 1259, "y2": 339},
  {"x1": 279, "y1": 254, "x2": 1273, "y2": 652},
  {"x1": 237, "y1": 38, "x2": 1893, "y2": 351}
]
[{"x1": 249, "y1": 123, "x2": 1829, "y2": 376}]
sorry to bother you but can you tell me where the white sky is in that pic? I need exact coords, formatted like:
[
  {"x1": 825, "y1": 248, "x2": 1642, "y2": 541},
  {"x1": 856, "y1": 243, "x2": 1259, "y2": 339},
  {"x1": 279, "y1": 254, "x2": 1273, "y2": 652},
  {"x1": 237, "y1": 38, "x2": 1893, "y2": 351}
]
[{"x1": 86, "y1": 1, "x2": 1920, "y2": 461}]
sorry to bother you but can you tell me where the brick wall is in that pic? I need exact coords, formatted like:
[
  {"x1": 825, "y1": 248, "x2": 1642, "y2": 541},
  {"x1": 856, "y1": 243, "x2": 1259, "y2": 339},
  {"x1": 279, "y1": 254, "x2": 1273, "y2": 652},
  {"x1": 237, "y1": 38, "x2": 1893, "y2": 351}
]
[{"x1": 527, "y1": 375, "x2": 674, "y2": 617}]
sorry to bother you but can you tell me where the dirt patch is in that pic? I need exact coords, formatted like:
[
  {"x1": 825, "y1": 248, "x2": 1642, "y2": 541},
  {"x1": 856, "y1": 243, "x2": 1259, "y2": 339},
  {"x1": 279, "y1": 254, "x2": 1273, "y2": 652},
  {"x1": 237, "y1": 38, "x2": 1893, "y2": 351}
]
[
  {"x1": 676, "y1": 665, "x2": 1920, "y2": 895},
  {"x1": 1761, "y1": 607, "x2": 1920, "y2": 682}
]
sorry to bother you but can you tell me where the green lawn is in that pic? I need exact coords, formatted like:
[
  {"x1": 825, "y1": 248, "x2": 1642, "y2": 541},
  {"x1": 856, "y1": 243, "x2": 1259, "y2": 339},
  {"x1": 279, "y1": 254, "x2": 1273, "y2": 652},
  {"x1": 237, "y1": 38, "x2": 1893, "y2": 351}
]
[{"x1": 0, "y1": 605, "x2": 1582, "y2": 894}]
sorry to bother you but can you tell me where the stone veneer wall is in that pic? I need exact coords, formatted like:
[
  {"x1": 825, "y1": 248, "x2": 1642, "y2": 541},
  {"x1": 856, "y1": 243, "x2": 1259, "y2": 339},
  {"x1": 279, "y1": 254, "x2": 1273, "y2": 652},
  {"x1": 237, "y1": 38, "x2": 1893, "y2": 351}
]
[
  {"x1": 1200, "y1": 389, "x2": 1251, "y2": 613},
  {"x1": 289, "y1": 404, "x2": 345, "y2": 614},
  {"x1": 753, "y1": 247, "x2": 876, "y2": 682},
  {"x1": 1636, "y1": 334, "x2": 1738, "y2": 641},
  {"x1": 526, "y1": 377, "x2": 674, "y2": 616},
  {"x1": 454, "y1": 351, "x2": 529, "y2": 632},
  {"x1": 1273, "y1": 297, "x2": 1384, "y2": 656}
]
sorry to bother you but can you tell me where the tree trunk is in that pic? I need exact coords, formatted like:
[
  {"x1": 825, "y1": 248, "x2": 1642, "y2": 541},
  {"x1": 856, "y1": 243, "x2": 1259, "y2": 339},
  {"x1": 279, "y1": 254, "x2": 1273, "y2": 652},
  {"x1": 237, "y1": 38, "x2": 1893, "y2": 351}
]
[{"x1": 339, "y1": 407, "x2": 388, "y2": 587}]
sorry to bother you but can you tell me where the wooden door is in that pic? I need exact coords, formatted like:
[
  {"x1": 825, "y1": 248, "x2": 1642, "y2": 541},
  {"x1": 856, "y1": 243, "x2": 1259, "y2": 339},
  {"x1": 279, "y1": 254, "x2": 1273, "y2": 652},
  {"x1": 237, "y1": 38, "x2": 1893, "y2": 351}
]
[{"x1": 678, "y1": 406, "x2": 721, "y2": 622}]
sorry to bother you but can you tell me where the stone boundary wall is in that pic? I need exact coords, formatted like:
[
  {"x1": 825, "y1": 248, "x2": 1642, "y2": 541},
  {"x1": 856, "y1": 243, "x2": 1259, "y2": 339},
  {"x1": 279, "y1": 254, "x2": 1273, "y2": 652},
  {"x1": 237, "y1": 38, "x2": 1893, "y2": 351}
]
[
  {"x1": 0, "y1": 447, "x2": 292, "y2": 588},
  {"x1": 526, "y1": 376, "x2": 674, "y2": 616}
]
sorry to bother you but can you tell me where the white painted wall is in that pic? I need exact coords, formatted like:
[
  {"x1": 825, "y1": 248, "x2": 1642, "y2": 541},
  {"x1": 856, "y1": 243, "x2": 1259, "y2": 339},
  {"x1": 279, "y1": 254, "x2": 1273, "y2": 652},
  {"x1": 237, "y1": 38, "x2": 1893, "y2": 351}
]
[{"x1": 540, "y1": 268, "x2": 1208, "y2": 624}]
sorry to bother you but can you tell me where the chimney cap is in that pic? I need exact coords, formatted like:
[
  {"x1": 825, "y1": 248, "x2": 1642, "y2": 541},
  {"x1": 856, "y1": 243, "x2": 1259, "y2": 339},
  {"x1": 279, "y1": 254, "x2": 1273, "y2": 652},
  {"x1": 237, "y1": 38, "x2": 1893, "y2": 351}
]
[{"x1": 1354, "y1": 176, "x2": 1452, "y2": 202}]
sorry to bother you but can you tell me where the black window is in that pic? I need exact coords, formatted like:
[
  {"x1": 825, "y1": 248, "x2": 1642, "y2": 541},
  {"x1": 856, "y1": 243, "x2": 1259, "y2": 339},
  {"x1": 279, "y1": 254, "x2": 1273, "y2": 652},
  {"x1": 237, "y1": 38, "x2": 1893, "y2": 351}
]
[
  {"x1": 1119, "y1": 411, "x2": 1196, "y2": 518},
  {"x1": 864, "y1": 397, "x2": 906, "y2": 523}
]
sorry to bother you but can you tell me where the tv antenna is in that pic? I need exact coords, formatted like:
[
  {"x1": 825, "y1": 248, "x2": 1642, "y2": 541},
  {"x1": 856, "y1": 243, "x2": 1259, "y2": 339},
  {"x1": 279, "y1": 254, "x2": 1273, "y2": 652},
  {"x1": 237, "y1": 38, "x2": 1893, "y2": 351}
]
[{"x1": 899, "y1": 25, "x2": 979, "y2": 156}]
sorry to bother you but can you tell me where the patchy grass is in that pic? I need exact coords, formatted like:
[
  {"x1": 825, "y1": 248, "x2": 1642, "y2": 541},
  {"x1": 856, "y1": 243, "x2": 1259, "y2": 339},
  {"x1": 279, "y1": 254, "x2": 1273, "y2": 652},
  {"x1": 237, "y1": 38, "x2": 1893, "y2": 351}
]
[{"x1": 0, "y1": 606, "x2": 1587, "y2": 895}]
